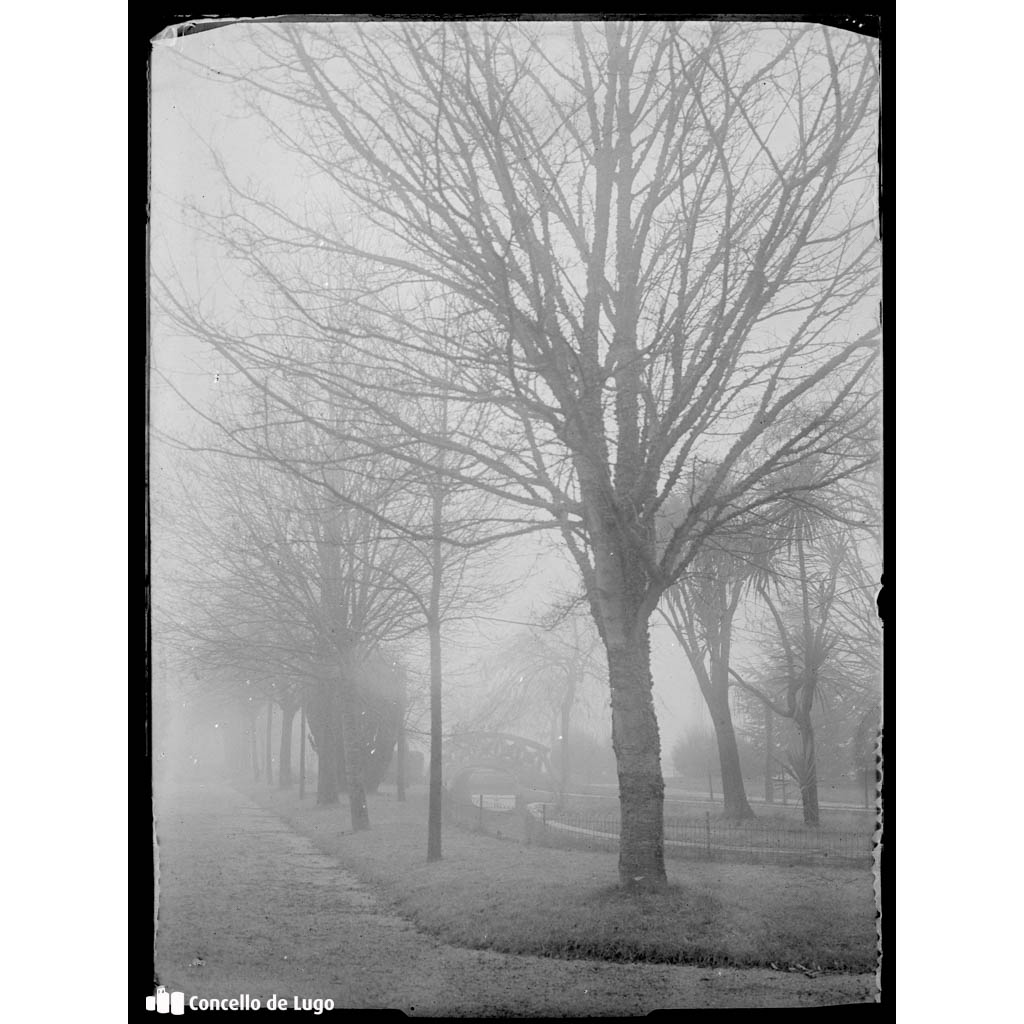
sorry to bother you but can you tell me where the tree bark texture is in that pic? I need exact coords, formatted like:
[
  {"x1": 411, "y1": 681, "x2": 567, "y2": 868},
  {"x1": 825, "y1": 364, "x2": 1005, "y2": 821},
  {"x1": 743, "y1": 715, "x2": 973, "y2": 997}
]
[
  {"x1": 582, "y1": 489, "x2": 668, "y2": 889},
  {"x1": 606, "y1": 634, "x2": 666, "y2": 890}
]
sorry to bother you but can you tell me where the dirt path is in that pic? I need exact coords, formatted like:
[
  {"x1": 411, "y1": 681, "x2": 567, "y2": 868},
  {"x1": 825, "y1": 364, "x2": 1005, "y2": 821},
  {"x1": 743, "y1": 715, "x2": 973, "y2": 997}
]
[{"x1": 153, "y1": 781, "x2": 877, "y2": 1015}]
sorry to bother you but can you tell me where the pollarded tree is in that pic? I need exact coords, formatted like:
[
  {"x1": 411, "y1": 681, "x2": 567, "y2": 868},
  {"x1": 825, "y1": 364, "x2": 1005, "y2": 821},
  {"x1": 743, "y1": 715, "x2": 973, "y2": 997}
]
[{"x1": 157, "y1": 20, "x2": 879, "y2": 887}]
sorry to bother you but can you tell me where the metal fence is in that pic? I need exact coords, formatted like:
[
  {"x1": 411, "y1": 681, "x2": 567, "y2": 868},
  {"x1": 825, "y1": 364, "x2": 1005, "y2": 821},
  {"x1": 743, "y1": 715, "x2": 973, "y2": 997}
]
[
  {"x1": 445, "y1": 792, "x2": 531, "y2": 843},
  {"x1": 445, "y1": 794, "x2": 874, "y2": 867}
]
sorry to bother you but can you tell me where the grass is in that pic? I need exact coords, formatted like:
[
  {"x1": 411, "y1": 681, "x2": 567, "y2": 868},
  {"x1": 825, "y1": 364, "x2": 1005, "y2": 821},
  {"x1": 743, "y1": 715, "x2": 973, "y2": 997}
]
[
  {"x1": 243, "y1": 783, "x2": 878, "y2": 974},
  {"x1": 566, "y1": 792, "x2": 877, "y2": 834}
]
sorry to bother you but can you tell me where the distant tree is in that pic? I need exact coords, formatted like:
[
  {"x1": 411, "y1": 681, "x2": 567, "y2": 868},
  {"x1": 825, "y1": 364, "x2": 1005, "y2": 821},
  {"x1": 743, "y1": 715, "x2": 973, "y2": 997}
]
[
  {"x1": 153, "y1": 418, "x2": 424, "y2": 829},
  {"x1": 733, "y1": 518, "x2": 878, "y2": 825},
  {"x1": 730, "y1": 686, "x2": 783, "y2": 803},
  {"x1": 380, "y1": 386, "x2": 512, "y2": 861},
  {"x1": 659, "y1": 494, "x2": 772, "y2": 820},
  {"x1": 670, "y1": 728, "x2": 717, "y2": 780}
]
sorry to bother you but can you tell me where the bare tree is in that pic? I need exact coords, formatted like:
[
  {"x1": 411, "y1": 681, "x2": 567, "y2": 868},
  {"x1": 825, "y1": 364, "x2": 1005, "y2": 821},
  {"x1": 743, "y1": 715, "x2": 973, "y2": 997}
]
[
  {"x1": 660, "y1": 525, "x2": 766, "y2": 820},
  {"x1": 154, "y1": 330, "x2": 511, "y2": 856},
  {"x1": 732, "y1": 519, "x2": 877, "y2": 825},
  {"x1": 156, "y1": 20, "x2": 879, "y2": 887},
  {"x1": 376, "y1": 397, "x2": 511, "y2": 862},
  {"x1": 154, "y1": 419, "x2": 424, "y2": 828}
]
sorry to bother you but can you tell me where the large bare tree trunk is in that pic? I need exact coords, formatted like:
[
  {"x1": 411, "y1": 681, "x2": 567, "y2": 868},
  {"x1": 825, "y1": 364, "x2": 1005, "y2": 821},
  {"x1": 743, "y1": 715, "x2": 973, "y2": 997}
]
[
  {"x1": 607, "y1": 634, "x2": 665, "y2": 890},
  {"x1": 583, "y1": 481, "x2": 668, "y2": 890}
]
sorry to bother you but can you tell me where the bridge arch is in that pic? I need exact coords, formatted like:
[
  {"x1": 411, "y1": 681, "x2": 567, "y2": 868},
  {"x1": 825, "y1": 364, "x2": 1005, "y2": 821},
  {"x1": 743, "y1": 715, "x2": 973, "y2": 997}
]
[{"x1": 444, "y1": 732, "x2": 556, "y2": 793}]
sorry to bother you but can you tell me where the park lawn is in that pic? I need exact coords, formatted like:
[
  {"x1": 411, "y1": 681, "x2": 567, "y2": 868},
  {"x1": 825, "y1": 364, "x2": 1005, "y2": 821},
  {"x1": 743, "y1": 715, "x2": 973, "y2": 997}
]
[
  {"x1": 244, "y1": 784, "x2": 878, "y2": 974},
  {"x1": 566, "y1": 793, "x2": 877, "y2": 834}
]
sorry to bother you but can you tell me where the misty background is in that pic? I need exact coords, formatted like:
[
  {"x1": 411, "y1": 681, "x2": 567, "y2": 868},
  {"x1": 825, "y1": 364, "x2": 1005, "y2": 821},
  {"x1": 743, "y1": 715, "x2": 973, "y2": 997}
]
[{"x1": 148, "y1": 22, "x2": 881, "y2": 832}]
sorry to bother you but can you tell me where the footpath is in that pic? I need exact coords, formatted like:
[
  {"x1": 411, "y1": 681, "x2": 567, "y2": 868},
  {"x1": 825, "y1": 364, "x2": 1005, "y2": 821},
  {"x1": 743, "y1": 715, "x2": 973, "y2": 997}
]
[{"x1": 153, "y1": 781, "x2": 877, "y2": 1015}]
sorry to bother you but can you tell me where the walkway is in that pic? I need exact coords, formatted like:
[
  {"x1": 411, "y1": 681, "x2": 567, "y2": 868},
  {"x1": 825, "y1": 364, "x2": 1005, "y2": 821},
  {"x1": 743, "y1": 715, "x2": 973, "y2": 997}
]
[{"x1": 153, "y1": 781, "x2": 877, "y2": 1015}]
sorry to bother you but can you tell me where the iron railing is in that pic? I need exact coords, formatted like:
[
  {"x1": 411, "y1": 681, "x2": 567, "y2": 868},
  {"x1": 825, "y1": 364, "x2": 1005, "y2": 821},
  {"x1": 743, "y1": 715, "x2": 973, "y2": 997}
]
[{"x1": 445, "y1": 793, "x2": 874, "y2": 866}]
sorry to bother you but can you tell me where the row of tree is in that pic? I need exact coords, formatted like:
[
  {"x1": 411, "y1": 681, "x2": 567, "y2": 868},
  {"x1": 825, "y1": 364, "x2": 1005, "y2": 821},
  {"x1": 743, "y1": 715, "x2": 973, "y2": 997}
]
[
  {"x1": 457, "y1": 485, "x2": 880, "y2": 827},
  {"x1": 153, "y1": 20, "x2": 880, "y2": 889},
  {"x1": 660, "y1": 473, "x2": 880, "y2": 825},
  {"x1": 153, "y1": 381, "x2": 505, "y2": 854},
  {"x1": 665, "y1": 533, "x2": 880, "y2": 824}
]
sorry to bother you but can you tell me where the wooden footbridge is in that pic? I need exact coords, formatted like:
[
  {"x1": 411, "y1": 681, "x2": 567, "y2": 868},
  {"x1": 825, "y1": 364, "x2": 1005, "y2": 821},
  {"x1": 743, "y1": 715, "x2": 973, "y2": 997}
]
[{"x1": 444, "y1": 731, "x2": 555, "y2": 792}]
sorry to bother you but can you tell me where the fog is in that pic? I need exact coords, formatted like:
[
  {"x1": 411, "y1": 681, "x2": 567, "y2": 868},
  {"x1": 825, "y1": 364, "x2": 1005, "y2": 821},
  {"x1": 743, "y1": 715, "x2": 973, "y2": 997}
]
[{"x1": 149, "y1": 16, "x2": 881, "y2": 1014}]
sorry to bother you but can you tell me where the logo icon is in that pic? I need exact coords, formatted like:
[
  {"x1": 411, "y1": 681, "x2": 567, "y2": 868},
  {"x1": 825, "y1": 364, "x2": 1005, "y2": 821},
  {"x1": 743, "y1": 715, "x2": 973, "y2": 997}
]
[{"x1": 145, "y1": 987, "x2": 185, "y2": 1014}]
